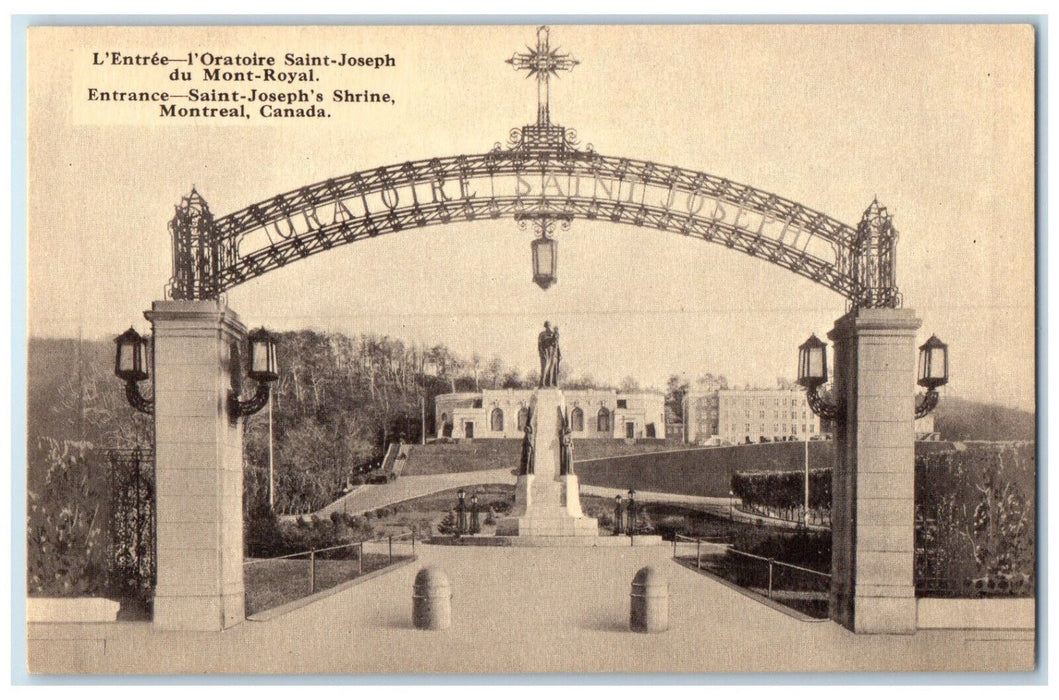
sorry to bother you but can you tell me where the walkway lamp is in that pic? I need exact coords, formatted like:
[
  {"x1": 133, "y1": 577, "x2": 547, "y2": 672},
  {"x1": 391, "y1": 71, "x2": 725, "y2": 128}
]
[
  {"x1": 627, "y1": 489, "x2": 636, "y2": 536},
  {"x1": 457, "y1": 488, "x2": 467, "y2": 535},
  {"x1": 229, "y1": 328, "x2": 280, "y2": 418},
  {"x1": 470, "y1": 493, "x2": 480, "y2": 534},
  {"x1": 114, "y1": 327, "x2": 153, "y2": 414},
  {"x1": 915, "y1": 335, "x2": 949, "y2": 418}
]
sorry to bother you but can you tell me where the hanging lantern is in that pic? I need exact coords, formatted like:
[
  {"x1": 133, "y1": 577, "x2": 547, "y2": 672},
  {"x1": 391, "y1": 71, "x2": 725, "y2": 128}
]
[
  {"x1": 797, "y1": 334, "x2": 828, "y2": 389},
  {"x1": 917, "y1": 335, "x2": 949, "y2": 390},
  {"x1": 531, "y1": 234, "x2": 557, "y2": 290}
]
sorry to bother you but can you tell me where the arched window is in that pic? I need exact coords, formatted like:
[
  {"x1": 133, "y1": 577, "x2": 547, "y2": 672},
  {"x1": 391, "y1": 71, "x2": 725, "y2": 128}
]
[
  {"x1": 571, "y1": 407, "x2": 584, "y2": 432},
  {"x1": 491, "y1": 408, "x2": 504, "y2": 432},
  {"x1": 597, "y1": 407, "x2": 611, "y2": 433},
  {"x1": 517, "y1": 407, "x2": 529, "y2": 431}
]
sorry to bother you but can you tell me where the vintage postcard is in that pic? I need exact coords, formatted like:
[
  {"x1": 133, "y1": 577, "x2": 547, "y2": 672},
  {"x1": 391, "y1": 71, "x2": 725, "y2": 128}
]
[{"x1": 22, "y1": 22, "x2": 1037, "y2": 676}]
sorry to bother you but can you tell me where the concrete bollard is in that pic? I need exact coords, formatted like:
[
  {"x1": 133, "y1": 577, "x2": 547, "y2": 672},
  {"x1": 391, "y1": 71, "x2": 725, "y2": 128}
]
[
  {"x1": 630, "y1": 566, "x2": 668, "y2": 633},
  {"x1": 413, "y1": 567, "x2": 452, "y2": 630}
]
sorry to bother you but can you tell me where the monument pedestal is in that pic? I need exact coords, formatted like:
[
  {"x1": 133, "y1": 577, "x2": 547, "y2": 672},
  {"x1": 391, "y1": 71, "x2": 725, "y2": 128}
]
[{"x1": 495, "y1": 388, "x2": 599, "y2": 540}]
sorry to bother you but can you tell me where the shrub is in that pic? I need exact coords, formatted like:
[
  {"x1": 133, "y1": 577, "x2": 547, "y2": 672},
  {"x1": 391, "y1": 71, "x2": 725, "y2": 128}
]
[
  {"x1": 27, "y1": 439, "x2": 109, "y2": 597},
  {"x1": 245, "y1": 512, "x2": 286, "y2": 558},
  {"x1": 350, "y1": 476, "x2": 365, "y2": 487},
  {"x1": 915, "y1": 442, "x2": 1035, "y2": 597},
  {"x1": 491, "y1": 499, "x2": 512, "y2": 514},
  {"x1": 653, "y1": 515, "x2": 685, "y2": 540},
  {"x1": 436, "y1": 510, "x2": 458, "y2": 535},
  {"x1": 630, "y1": 504, "x2": 655, "y2": 535},
  {"x1": 595, "y1": 511, "x2": 614, "y2": 530}
]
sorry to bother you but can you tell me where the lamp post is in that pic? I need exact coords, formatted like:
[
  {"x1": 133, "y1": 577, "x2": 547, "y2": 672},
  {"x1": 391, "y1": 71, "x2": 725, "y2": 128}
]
[
  {"x1": 470, "y1": 493, "x2": 480, "y2": 534},
  {"x1": 626, "y1": 489, "x2": 636, "y2": 537},
  {"x1": 728, "y1": 488, "x2": 734, "y2": 540},
  {"x1": 457, "y1": 488, "x2": 467, "y2": 535},
  {"x1": 614, "y1": 494, "x2": 623, "y2": 536}
]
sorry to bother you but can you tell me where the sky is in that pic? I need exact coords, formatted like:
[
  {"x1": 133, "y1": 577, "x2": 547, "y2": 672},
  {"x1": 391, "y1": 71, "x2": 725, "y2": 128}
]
[{"x1": 26, "y1": 24, "x2": 1036, "y2": 410}]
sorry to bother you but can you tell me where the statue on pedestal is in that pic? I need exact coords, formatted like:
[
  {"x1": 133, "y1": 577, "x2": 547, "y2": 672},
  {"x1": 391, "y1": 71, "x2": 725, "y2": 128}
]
[
  {"x1": 558, "y1": 406, "x2": 574, "y2": 476},
  {"x1": 519, "y1": 410, "x2": 534, "y2": 475},
  {"x1": 537, "y1": 321, "x2": 562, "y2": 387}
]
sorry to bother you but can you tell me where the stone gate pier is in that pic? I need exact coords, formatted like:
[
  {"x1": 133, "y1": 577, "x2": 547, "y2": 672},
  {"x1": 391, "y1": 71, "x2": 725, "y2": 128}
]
[
  {"x1": 829, "y1": 307, "x2": 921, "y2": 634},
  {"x1": 147, "y1": 300, "x2": 246, "y2": 631}
]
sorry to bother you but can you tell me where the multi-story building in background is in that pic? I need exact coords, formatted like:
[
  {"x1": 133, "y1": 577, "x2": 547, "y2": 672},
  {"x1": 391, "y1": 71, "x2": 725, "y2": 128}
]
[
  {"x1": 685, "y1": 387, "x2": 821, "y2": 445},
  {"x1": 684, "y1": 385, "x2": 938, "y2": 444},
  {"x1": 434, "y1": 388, "x2": 666, "y2": 441}
]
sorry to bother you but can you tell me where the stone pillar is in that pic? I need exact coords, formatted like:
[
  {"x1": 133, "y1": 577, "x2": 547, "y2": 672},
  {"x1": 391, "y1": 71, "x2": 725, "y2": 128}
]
[
  {"x1": 829, "y1": 307, "x2": 921, "y2": 634},
  {"x1": 146, "y1": 300, "x2": 246, "y2": 631}
]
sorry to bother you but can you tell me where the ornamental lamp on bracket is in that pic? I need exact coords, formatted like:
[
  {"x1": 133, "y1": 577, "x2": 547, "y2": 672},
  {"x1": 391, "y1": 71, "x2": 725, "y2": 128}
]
[
  {"x1": 917, "y1": 334, "x2": 949, "y2": 391},
  {"x1": 797, "y1": 334, "x2": 828, "y2": 389},
  {"x1": 531, "y1": 233, "x2": 557, "y2": 290},
  {"x1": 914, "y1": 334, "x2": 949, "y2": 419},
  {"x1": 247, "y1": 327, "x2": 279, "y2": 383},
  {"x1": 114, "y1": 327, "x2": 149, "y2": 384},
  {"x1": 114, "y1": 327, "x2": 153, "y2": 415},
  {"x1": 228, "y1": 328, "x2": 280, "y2": 419},
  {"x1": 797, "y1": 333, "x2": 842, "y2": 423}
]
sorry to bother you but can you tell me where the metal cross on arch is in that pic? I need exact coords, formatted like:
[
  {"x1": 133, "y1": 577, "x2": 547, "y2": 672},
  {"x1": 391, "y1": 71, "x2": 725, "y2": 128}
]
[{"x1": 506, "y1": 25, "x2": 579, "y2": 128}]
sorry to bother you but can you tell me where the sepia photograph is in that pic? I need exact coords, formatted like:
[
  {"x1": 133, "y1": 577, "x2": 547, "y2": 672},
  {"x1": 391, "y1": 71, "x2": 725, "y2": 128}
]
[{"x1": 18, "y1": 19, "x2": 1038, "y2": 677}]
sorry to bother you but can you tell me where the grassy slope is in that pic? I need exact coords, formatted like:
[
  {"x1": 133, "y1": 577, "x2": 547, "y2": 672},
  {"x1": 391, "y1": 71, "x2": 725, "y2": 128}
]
[
  {"x1": 576, "y1": 441, "x2": 837, "y2": 498},
  {"x1": 400, "y1": 438, "x2": 689, "y2": 475}
]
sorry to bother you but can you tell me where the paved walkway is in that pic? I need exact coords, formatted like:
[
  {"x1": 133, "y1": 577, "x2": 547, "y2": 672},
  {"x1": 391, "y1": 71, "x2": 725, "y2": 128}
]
[
  {"x1": 27, "y1": 545, "x2": 1033, "y2": 675},
  {"x1": 311, "y1": 468, "x2": 516, "y2": 518}
]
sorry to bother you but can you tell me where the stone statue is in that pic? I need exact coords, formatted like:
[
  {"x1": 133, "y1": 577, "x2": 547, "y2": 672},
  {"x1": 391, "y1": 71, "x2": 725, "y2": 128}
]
[
  {"x1": 538, "y1": 321, "x2": 555, "y2": 387},
  {"x1": 558, "y1": 406, "x2": 574, "y2": 476},
  {"x1": 549, "y1": 326, "x2": 562, "y2": 386},
  {"x1": 519, "y1": 410, "x2": 534, "y2": 475}
]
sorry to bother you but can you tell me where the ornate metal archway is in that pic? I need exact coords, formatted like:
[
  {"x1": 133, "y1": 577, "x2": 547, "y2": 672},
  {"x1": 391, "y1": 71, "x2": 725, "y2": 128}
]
[{"x1": 168, "y1": 26, "x2": 900, "y2": 310}]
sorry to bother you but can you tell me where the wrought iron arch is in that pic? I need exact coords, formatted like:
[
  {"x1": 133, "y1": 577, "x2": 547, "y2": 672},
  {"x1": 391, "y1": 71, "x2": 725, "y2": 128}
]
[{"x1": 166, "y1": 26, "x2": 900, "y2": 310}]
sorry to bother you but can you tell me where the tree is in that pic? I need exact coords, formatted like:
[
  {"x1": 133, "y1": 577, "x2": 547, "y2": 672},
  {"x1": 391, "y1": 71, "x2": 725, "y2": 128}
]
[{"x1": 665, "y1": 374, "x2": 689, "y2": 423}]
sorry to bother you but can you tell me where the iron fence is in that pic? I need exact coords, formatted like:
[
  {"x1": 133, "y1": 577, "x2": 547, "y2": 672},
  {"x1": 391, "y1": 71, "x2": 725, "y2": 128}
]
[
  {"x1": 674, "y1": 536, "x2": 831, "y2": 620},
  {"x1": 243, "y1": 531, "x2": 416, "y2": 615},
  {"x1": 105, "y1": 447, "x2": 156, "y2": 600},
  {"x1": 673, "y1": 533, "x2": 730, "y2": 569}
]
